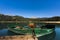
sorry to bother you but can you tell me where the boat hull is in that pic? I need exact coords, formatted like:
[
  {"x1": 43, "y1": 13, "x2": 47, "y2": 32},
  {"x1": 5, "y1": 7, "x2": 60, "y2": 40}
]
[{"x1": 8, "y1": 27, "x2": 54, "y2": 37}]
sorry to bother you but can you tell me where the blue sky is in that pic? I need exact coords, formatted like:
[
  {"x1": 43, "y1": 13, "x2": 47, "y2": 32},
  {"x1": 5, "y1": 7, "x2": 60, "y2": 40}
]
[{"x1": 0, "y1": 0, "x2": 60, "y2": 18}]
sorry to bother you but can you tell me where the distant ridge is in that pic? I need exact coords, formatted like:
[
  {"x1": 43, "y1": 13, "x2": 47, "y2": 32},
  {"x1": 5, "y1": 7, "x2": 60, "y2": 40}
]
[{"x1": 0, "y1": 14, "x2": 60, "y2": 21}]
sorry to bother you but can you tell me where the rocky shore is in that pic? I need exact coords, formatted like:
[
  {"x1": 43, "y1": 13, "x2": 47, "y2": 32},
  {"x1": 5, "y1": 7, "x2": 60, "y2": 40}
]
[{"x1": 0, "y1": 35, "x2": 38, "y2": 40}]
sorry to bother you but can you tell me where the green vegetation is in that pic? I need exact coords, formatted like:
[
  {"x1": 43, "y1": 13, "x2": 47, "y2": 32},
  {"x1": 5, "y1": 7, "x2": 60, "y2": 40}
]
[
  {"x1": 0, "y1": 14, "x2": 60, "y2": 29},
  {"x1": 0, "y1": 23, "x2": 8, "y2": 29},
  {"x1": 0, "y1": 14, "x2": 60, "y2": 21}
]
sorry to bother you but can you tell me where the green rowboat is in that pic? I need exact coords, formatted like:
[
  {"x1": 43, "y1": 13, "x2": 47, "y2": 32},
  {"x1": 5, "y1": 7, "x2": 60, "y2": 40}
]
[{"x1": 8, "y1": 26, "x2": 54, "y2": 37}]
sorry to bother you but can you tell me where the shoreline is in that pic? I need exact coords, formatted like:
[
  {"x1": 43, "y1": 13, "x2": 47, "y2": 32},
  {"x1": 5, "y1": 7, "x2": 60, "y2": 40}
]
[{"x1": 0, "y1": 35, "x2": 38, "y2": 40}]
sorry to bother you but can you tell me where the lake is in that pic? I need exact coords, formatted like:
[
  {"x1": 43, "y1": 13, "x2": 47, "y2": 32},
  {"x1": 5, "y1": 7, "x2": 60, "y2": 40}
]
[{"x1": 0, "y1": 25, "x2": 60, "y2": 40}]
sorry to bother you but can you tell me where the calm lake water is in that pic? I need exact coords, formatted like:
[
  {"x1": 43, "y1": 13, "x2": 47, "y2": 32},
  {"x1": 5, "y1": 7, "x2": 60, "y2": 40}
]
[{"x1": 0, "y1": 25, "x2": 60, "y2": 40}]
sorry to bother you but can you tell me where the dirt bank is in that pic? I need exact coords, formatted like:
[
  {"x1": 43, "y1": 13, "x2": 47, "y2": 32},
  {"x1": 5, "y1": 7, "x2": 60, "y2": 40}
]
[{"x1": 0, "y1": 35, "x2": 38, "y2": 40}]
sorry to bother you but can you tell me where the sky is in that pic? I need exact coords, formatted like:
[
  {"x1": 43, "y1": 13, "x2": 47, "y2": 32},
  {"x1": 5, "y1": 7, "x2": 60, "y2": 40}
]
[{"x1": 0, "y1": 0, "x2": 60, "y2": 18}]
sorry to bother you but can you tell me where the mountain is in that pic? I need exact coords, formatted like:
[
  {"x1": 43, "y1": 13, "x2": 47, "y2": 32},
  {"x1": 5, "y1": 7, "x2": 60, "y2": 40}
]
[{"x1": 0, "y1": 14, "x2": 60, "y2": 21}]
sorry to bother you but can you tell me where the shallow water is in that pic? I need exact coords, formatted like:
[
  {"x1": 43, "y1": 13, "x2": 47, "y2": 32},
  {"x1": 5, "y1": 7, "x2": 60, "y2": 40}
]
[
  {"x1": 38, "y1": 26, "x2": 60, "y2": 40},
  {"x1": 0, "y1": 26, "x2": 60, "y2": 40}
]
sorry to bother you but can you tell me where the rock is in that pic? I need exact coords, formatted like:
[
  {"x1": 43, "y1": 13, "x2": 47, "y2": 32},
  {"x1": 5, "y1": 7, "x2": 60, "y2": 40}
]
[{"x1": 0, "y1": 35, "x2": 38, "y2": 40}]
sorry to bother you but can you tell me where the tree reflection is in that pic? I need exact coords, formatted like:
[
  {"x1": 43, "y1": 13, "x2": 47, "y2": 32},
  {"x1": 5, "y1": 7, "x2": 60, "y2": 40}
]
[{"x1": 38, "y1": 31, "x2": 56, "y2": 40}]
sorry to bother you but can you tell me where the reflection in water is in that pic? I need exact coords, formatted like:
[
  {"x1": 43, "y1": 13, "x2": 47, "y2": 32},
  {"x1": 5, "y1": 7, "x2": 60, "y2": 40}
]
[
  {"x1": 0, "y1": 29, "x2": 8, "y2": 36},
  {"x1": 0, "y1": 28, "x2": 59, "y2": 40},
  {"x1": 8, "y1": 30, "x2": 56, "y2": 40},
  {"x1": 0, "y1": 24, "x2": 60, "y2": 40},
  {"x1": 38, "y1": 31, "x2": 56, "y2": 40},
  {"x1": 0, "y1": 29, "x2": 27, "y2": 36},
  {"x1": 7, "y1": 30, "x2": 24, "y2": 36},
  {"x1": 55, "y1": 27, "x2": 60, "y2": 40},
  {"x1": 0, "y1": 29, "x2": 56, "y2": 40}
]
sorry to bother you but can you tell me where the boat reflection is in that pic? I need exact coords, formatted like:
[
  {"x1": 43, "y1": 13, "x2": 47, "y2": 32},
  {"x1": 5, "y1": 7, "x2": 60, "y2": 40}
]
[
  {"x1": 7, "y1": 30, "x2": 24, "y2": 36},
  {"x1": 38, "y1": 31, "x2": 56, "y2": 40},
  {"x1": 0, "y1": 29, "x2": 56, "y2": 40},
  {"x1": 8, "y1": 30, "x2": 56, "y2": 40}
]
